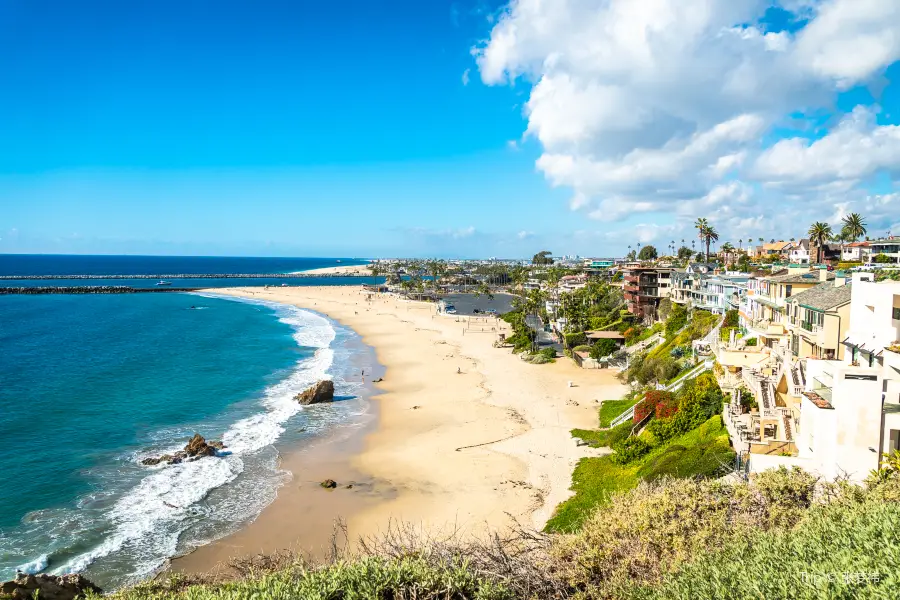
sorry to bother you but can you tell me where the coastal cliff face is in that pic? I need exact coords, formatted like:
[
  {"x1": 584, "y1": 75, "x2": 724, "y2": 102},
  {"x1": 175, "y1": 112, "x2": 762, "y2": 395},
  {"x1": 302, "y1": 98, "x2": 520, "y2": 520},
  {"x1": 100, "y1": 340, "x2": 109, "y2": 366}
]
[
  {"x1": 0, "y1": 573, "x2": 101, "y2": 600},
  {"x1": 294, "y1": 380, "x2": 334, "y2": 405}
]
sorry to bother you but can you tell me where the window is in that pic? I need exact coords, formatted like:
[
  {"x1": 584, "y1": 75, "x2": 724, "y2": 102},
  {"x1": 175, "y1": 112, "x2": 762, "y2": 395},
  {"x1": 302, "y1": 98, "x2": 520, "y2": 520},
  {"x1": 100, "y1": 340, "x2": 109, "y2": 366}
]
[{"x1": 893, "y1": 306, "x2": 900, "y2": 321}]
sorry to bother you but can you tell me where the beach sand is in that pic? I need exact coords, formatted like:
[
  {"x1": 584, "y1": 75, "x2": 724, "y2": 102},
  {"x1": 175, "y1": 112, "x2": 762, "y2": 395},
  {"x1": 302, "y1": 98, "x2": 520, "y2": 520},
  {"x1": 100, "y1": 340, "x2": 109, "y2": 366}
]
[
  {"x1": 172, "y1": 286, "x2": 626, "y2": 573},
  {"x1": 300, "y1": 264, "x2": 371, "y2": 276}
]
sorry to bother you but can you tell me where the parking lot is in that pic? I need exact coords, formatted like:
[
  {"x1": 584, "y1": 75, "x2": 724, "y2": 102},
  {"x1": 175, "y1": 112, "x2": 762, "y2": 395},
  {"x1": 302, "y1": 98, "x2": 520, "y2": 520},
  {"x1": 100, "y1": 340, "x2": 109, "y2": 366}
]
[{"x1": 438, "y1": 292, "x2": 515, "y2": 316}]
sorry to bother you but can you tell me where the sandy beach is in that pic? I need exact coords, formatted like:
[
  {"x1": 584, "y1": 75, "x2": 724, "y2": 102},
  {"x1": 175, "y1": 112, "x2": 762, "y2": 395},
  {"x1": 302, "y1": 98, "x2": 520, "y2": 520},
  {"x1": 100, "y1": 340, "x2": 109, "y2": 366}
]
[
  {"x1": 299, "y1": 264, "x2": 372, "y2": 276},
  {"x1": 173, "y1": 285, "x2": 626, "y2": 573}
]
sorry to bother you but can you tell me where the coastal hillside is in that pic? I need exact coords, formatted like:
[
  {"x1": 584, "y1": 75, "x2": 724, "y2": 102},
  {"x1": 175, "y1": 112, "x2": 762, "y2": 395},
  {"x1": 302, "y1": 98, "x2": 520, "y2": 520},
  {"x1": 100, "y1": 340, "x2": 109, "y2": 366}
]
[{"x1": 75, "y1": 466, "x2": 899, "y2": 600}]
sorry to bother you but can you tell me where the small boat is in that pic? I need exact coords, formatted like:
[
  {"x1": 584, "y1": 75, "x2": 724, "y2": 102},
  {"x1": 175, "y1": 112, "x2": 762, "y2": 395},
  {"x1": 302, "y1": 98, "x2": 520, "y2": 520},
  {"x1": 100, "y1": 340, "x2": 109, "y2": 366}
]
[{"x1": 156, "y1": 281, "x2": 172, "y2": 286}]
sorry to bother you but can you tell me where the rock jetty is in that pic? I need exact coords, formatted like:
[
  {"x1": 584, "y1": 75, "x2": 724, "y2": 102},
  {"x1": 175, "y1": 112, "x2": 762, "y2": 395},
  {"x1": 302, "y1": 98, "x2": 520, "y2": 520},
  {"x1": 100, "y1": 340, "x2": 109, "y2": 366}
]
[
  {"x1": 0, "y1": 286, "x2": 198, "y2": 295},
  {"x1": 295, "y1": 380, "x2": 335, "y2": 405},
  {"x1": 141, "y1": 434, "x2": 225, "y2": 466},
  {"x1": 0, "y1": 573, "x2": 101, "y2": 600}
]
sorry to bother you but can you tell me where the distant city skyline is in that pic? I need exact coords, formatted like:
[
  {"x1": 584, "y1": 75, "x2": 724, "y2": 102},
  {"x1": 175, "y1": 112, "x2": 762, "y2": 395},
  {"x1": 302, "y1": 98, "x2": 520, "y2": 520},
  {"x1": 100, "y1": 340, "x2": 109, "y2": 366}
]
[{"x1": 2, "y1": 1, "x2": 899, "y2": 258}]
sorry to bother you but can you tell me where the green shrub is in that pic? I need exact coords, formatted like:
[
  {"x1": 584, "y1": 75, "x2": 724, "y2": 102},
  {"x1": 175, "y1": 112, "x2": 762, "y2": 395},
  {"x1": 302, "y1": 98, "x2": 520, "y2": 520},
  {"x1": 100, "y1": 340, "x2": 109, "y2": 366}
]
[
  {"x1": 590, "y1": 338, "x2": 619, "y2": 359},
  {"x1": 539, "y1": 347, "x2": 557, "y2": 360},
  {"x1": 564, "y1": 332, "x2": 587, "y2": 348},
  {"x1": 573, "y1": 420, "x2": 632, "y2": 448},
  {"x1": 550, "y1": 467, "x2": 842, "y2": 598},
  {"x1": 611, "y1": 436, "x2": 651, "y2": 464},
  {"x1": 664, "y1": 303, "x2": 688, "y2": 337}
]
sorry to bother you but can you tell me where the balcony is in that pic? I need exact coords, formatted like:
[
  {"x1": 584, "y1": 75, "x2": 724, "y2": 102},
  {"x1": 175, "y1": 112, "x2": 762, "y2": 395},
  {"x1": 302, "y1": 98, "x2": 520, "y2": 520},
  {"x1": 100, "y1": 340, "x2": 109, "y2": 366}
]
[
  {"x1": 625, "y1": 275, "x2": 638, "y2": 284},
  {"x1": 800, "y1": 321, "x2": 822, "y2": 334},
  {"x1": 624, "y1": 284, "x2": 638, "y2": 292}
]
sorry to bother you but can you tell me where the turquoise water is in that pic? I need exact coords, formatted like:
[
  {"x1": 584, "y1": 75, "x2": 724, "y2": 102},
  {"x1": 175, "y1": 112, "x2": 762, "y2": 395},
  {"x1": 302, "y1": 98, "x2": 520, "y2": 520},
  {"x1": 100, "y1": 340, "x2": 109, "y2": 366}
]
[{"x1": 0, "y1": 291, "x2": 376, "y2": 588}]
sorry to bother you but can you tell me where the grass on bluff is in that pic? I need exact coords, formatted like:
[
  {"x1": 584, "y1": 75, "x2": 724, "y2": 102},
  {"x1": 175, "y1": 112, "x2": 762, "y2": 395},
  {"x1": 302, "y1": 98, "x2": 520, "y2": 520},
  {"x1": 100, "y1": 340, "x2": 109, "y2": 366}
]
[
  {"x1": 598, "y1": 396, "x2": 640, "y2": 428},
  {"x1": 549, "y1": 415, "x2": 733, "y2": 532},
  {"x1": 96, "y1": 469, "x2": 900, "y2": 600}
]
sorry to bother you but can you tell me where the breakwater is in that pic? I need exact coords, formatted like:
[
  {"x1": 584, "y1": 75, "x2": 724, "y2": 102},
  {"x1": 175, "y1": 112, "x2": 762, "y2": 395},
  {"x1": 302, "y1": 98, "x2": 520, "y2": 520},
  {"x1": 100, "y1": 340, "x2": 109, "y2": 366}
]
[
  {"x1": 0, "y1": 287, "x2": 201, "y2": 295},
  {"x1": 0, "y1": 273, "x2": 375, "y2": 280}
]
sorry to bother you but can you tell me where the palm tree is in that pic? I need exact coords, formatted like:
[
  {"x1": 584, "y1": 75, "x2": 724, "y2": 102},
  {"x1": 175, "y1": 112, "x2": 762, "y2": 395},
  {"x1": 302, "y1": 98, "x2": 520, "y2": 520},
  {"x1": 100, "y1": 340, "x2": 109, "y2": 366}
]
[
  {"x1": 738, "y1": 238, "x2": 743, "y2": 250},
  {"x1": 695, "y1": 218, "x2": 719, "y2": 263},
  {"x1": 840, "y1": 213, "x2": 867, "y2": 261},
  {"x1": 808, "y1": 222, "x2": 833, "y2": 263},
  {"x1": 842, "y1": 213, "x2": 867, "y2": 241}
]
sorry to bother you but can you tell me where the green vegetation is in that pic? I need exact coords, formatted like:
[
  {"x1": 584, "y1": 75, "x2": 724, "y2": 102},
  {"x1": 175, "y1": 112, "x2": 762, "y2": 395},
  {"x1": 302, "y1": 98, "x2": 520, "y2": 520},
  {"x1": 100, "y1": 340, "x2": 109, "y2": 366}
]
[
  {"x1": 500, "y1": 309, "x2": 535, "y2": 353},
  {"x1": 621, "y1": 308, "x2": 717, "y2": 386},
  {"x1": 548, "y1": 414, "x2": 733, "y2": 532},
  {"x1": 598, "y1": 396, "x2": 640, "y2": 427},
  {"x1": 550, "y1": 372, "x2": 729, "y2": 532},
  {"x1": 589, "y1": 337, "x2": 618, "y2": 359},
  {"x1": 873, "y1": 253, "x2": 893, "y2": 264},
  {"x1": 637, "y1": 245, "x2": 658, "y2": 260},
  {"x1": 101, "y1": 449, "x2": 900, "y2": 600},
  {"x1": 572, "y1": 420, "x2": 632, "y2": 448},
  {"x1": 625, "y1": 322, "x2": 663, "y2": 347},
  {"x1": 531, "y1": 250, "x2": 554, "y2": 265}
]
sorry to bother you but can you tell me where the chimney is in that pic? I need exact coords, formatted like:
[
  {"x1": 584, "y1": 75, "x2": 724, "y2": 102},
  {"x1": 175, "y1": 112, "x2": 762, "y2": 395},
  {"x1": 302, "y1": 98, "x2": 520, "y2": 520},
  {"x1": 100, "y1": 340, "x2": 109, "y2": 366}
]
[{"x1": 819, "y1": 268, "x2": 829, "y2": 282}]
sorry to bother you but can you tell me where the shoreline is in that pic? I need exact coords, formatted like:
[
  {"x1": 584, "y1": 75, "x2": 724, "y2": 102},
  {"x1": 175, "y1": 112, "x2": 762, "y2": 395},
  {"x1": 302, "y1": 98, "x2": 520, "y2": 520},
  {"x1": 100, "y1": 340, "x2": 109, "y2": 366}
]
[
  {"x1": 172, "y1": 285, "x2": 627, "y2": 574},
  {"x1": 297, "y1": 264, "x2": 372, "y2": 276}
]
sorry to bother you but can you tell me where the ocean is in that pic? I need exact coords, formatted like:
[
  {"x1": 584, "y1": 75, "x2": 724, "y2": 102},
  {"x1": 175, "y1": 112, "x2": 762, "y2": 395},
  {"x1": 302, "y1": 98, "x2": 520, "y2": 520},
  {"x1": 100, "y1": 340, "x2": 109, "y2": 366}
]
[
  {"x1": 0, "y1": 255, "x2": 380, "y2": 288},
  {"x1": 0, "y1": 256, "x2": 379, "y2": 589}
]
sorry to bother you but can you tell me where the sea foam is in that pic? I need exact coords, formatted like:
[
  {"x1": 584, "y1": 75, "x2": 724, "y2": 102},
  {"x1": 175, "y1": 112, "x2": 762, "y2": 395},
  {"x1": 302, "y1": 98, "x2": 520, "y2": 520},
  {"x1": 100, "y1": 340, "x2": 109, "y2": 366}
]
[{"x1": 51, "y1": 299, "x2": 339, "y2": 581}]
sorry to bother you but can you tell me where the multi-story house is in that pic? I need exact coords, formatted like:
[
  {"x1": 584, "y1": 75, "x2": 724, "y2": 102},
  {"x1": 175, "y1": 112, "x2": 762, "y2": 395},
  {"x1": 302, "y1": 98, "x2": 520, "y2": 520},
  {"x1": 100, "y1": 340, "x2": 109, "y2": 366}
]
[
  {"x1": 841, "y1": 241, "x2": 870, "y2": 262},
  {"x1": 795, "y1": 276, "x2": 900, "y2": 481},
  {"x1": 787, "y1": 239, "x2": 810, "y2": 264},
  {"x1": 623, "y1": 266, "x2": 672, "y2": 322},
  {"x1": 741, "y1": 268, "x2": 833, "y2": 348},
  {"x1": 725, "y1": 274, "x2": 900, "y2": 482},
  {"x1": 868, "y1": 237, "x2": 900, "y2": 264},
  {"x1": 785, "y1": 277, "x2": 853, "y2": 360},
  {"x1": 842, "y1": 275, "x2": 900, "y2": 367}
]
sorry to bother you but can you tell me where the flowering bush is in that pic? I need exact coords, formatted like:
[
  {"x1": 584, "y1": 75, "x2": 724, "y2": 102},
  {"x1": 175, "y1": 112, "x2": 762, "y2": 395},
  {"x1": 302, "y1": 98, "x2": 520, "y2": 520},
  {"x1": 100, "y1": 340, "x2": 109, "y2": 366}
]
[{"x1": 634, "y1": 390, "x2": 676, "y2": 423}]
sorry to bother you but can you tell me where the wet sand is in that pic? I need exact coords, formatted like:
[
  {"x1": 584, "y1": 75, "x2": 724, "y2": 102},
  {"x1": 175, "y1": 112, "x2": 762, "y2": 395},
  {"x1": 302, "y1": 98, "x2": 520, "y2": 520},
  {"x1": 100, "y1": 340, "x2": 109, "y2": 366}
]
[{"x1": 171, "y1": 286, "x2": 627, "y2": 574}]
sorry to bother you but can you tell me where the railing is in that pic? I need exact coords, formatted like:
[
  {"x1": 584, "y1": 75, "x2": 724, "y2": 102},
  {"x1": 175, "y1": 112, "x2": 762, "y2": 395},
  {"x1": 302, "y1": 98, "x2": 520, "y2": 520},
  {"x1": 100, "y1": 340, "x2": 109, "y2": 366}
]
[
  {"x1": 800, "y1": 321, "x2": 822, "y2": 334},
  {"x1": 610, "y1": 404, "x2": 636, "y2": 428},
  {"x1": 663, "y1": 363, "x2": 708, "y2": 392}
]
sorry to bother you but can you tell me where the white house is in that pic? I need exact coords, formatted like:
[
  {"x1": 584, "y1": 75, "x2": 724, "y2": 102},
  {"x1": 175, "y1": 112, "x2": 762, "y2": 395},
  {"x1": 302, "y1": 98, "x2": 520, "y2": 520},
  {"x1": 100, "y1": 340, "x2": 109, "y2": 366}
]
[
  {"x1": 746, "y1": 276, "x2": 900, "y2": 482},
  {"x1": 842, "y1": 241, "x2": 870, "y2": 263},
  {"x1": 787, "y1": 239, "x2": 810, "y2": 264}
]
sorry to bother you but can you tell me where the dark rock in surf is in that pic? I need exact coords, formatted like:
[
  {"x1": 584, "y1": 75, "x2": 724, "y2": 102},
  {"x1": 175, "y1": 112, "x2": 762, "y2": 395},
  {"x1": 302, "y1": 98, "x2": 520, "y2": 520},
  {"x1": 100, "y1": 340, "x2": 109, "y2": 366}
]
[
  {"x1": 295, "y1": 380, "x2": 335, "y2": 405},
  {"x1": 141, "y1": 434, "x2": 225, "y2": 466},
  {"x1": 320, "y1": 479, "x2": 338, "y2": 489}
]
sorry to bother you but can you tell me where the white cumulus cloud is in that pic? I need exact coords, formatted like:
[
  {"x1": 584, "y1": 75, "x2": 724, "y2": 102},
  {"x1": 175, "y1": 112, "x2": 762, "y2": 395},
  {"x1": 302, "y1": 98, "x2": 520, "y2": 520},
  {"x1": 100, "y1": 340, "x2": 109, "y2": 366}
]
[{"x1": 475, "y1": 0, "x2": 900, "y2": 243}]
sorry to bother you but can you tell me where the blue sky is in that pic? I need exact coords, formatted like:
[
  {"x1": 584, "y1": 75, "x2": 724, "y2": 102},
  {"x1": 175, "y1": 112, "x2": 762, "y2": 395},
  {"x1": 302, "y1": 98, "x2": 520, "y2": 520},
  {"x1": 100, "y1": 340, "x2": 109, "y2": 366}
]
[{"x1": 2, "y1": 0, "x2": 900, "y2": 258}]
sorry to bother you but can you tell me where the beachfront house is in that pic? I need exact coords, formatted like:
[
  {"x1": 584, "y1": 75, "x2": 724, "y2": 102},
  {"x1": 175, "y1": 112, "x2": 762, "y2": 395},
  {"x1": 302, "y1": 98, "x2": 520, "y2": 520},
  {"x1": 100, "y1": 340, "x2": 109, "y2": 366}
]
[
  {"x1": 741, "y1": 268, "x2": 833, "y2": 348},
  {"x1": 868, "y1": 238, "x2": 900, "y2": 264},
  {"x1": 842, "y1": 241, "x2": 870, "y2": 263},
  {"x1": 785, "y1": 276, "x2": 854, "y2": 360},
  {"x1": 721, "y1": 275, "x2": 900, "y2": 482},
  {"x1": 623, "y1": 266, "x2": 672, "y2": 322}
]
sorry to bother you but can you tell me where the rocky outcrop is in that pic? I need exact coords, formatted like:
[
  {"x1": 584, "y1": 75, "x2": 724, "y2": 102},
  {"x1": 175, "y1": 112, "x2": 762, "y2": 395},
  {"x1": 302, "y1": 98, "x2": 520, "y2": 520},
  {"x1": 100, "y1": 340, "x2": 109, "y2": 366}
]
[
  {"x1": 295, "y1": 380, "x2": 335, "y2": 405},
  {"x1": 141, "y1": 434, "x2": 225, "y2": 466},
  {"x1": 320, "y1": 479, "x2": 337, "y2": 489},
  {"x1": 0, "y1": 573, "x2": 101, "y2": 600}
]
